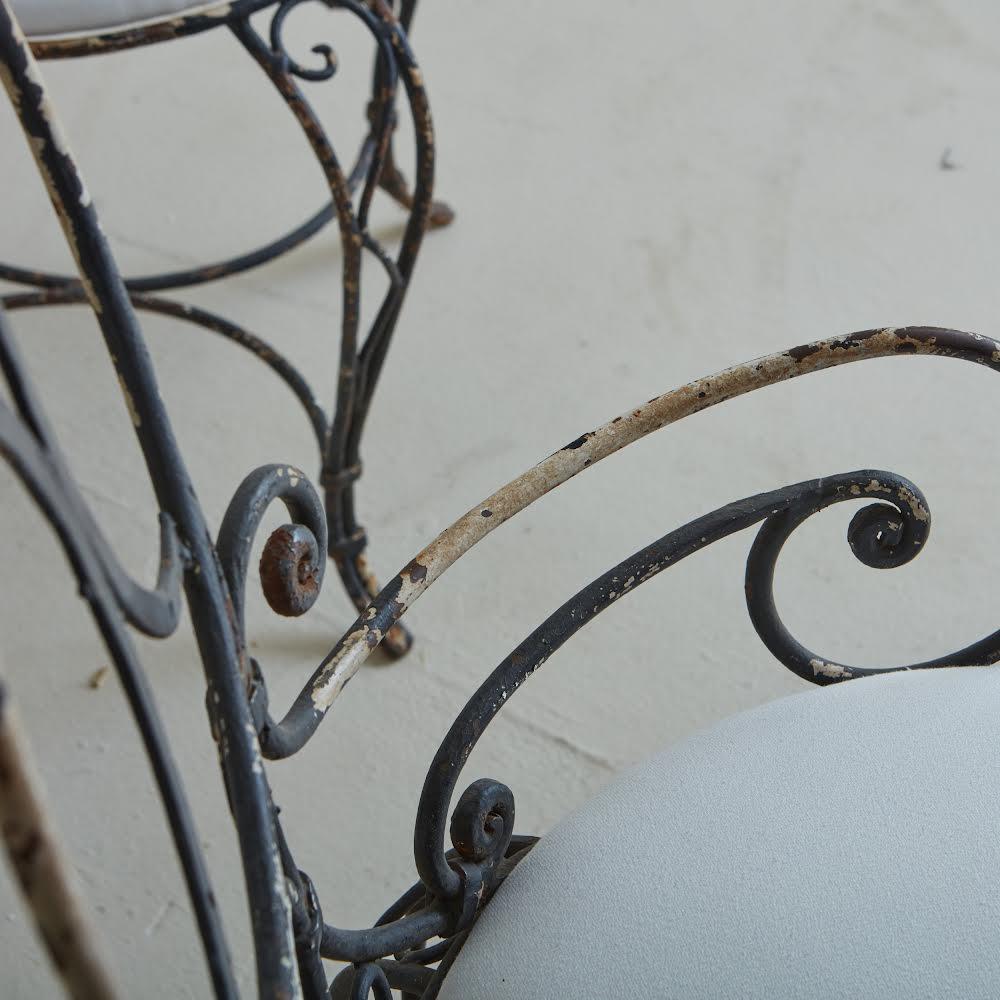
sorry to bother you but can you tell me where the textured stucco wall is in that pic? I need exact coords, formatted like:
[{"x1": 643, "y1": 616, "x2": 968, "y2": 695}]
[{"x1": 2, "y1": 1, "x2": 1000, "y2": 994}]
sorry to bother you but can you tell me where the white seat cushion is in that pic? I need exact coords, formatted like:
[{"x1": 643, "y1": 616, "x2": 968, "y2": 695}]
[
  {"x1": 440, "y1": 667, "x2": 1000, "y2": 999},
  {"x1": 11, "y1": 1, "x2": 223, "y2": 39}
]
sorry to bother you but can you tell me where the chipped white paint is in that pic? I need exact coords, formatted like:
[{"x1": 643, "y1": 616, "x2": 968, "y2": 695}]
[
  {"x1": 897, "y1": 484, "x2": 930, "y2": 522},
  {"x1": 309, "y1": 327, "x2": 1000, "y2": 713},
  {"x1": 246, "y1": 722, "x2": 262, "y2": 775},
  {"x1": 0, "y1": 18, "x2": 105, "y2": 312},
  {"x1": 116, "y1": 375, "x2": 142, "y2": 428},
  {"x1": 0, "y1": 694, "x2": 123, "y2": 997},
  {"x1": 809, "y1": 658, "x2": 852, "y2": 680},
  {"x1": 18, "y1": 1, "x2": 235, "y2": 42},
  {"x1": 271, "y1": 848, "x2": 303, "y2": 1000},
  {"x1": 238, "y1": 693, "x2": 302, "y2": 999}
]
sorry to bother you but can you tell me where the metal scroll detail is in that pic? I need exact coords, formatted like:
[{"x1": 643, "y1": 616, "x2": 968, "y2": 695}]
[
  {"x1": 221, "y1": 325, "x2": 1000, "y2": 771},
  {"x1": 2, "y1": 0, "x2": 451, "y2": 661},
  {"x1": 410, "y1": 471, "x2": 935, "y2": 899},
  {"x1": 270, "y1": 0, "x2": 340, "y2": 81},
  {"x1": 0, "y1": 5, "x2": 297, "y2": 997},
  {"x1": 226, "y1": 0, "x2": 432, "y2": 659},
  {"x1": 310, "y1": 325, "x2": 1000, "y2": 993}
]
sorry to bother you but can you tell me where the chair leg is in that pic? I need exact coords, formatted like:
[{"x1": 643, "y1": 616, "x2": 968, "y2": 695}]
[
  {"x1": 375, "y1": 124, "x2": 455, "y2": 230},
  {"x1": 228, "y1": 1, "x2": 446, "y2": 660}
]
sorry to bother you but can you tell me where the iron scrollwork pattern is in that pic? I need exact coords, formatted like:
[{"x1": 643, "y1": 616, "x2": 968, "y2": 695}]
[
  {"x1": 4, "y1": 2, "x2": 1000, "y2": 998},
  {"x1": 2, "y1": 0, "x2": 451, "y2": 662}
]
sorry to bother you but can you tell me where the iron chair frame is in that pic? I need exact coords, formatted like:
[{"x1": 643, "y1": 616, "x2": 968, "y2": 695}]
[
  {"x1": 2, "y1": 0, "x2": 454, "y2": 664},
  {"x1": 4, "y1": 3, "x2": 1000, "y2": 998}
]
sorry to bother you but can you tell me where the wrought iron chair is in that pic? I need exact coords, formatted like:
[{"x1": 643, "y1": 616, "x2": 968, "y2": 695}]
[
  {"x1": 3, "y1": 0, "x2": 453, "y2": 661},
  {"x1": 4, "y1": 2, "x2": 1000, "y2": 998}
]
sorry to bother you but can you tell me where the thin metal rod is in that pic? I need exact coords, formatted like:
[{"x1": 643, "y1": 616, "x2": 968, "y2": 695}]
[
  {"x1": 253, "y1": 326, "x2": 1000, "y2": 760},
  {"x1": 228, "y1": 0, "x2": 424, "y2": 658},
  {"x1": 0, "y1": 202, "x2": 335, "y2": 293},
  {"x1": 323, "y1": 0, "x2": 437, "y2": 656},
  {"x1": 2, "y1": 287, "x2": 329, "y2": 450},
  {"x1": 7, "y1": 0, "x2": 447, "y2": 662},
  {"x1": 0, "y1": 684, "x2": 121, "y2": 1000},
  {"x1": 0, "y1": 8, "x2": 299, "y2": 996},
  {"x1": 412, "y1": 470, "x2": 935, "y2": 898},
  {"x1": 0, "y1": 309, "x2": 236, "y2": 997},
  {"x1": 0, "y1": 124, "x2": 381, "y2": 297},
  {"x1": 0, "y1": 307, "x2": 184, "y2": 639}
]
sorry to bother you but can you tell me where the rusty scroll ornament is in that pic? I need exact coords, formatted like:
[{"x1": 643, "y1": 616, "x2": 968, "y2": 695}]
[
  {"x1": 2, "y1": 0, "x2": 452, "y2": 661},
  {"x1": 3, "y1": 2, "x2": 1000, "y2": 998}
]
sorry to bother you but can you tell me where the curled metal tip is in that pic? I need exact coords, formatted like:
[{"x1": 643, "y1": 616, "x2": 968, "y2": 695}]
[{"x1": 260, "y1": 523, "x2": 323, "y2": 617}]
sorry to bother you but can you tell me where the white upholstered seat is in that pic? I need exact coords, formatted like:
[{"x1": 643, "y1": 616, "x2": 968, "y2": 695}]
[
  {"x1": 440, "y1": 667, "x2": 1000, "y2": 999},
  {"x1": 12, "y1": 0, "x2": 222, "y2": 39}
]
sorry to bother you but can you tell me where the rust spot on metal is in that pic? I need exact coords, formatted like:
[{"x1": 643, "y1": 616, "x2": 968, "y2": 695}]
[
  {"x1": 259, "y1": 526, "x2": 320, "y2": 617},
  {"x1": 787, "y1": 344, "x2": 821, "y2": 362}
]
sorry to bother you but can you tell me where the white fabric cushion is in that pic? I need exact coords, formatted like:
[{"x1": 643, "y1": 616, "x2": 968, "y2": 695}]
[
  {"x1": 11, "y1": 1, "x2": 223, "y2": 39},
  {"x1": 440, "y1": 667, "x2": 1000, "y2": 999}
]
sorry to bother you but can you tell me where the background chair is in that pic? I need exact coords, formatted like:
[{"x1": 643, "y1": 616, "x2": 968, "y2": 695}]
[{"x1": 4, "y1": 0, "x2": 453, "y2": 660}]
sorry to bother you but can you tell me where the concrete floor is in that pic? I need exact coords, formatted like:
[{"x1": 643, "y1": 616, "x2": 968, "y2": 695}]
[{"x1": 2, "y1": 1, "x2": 1000, "y2": 995}]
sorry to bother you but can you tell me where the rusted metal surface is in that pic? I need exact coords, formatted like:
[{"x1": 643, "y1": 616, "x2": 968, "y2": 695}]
[
  {"x1": 260, "y1": 524, "x2": 324, "y2": 617},
  {"x1": 0, "y1": 685, "x2": 121, "y2": 1000},
  {"x1": 3, "y1": 0, "x2": 453, "y2": 662},
  {"x1": 225, "y1": 0, "x2": 442, "y2": 662},
  {"x1": 3, "y1": 287, "x2": 329, "y2": 450},
  {"x1": 369, "y1": 99, "x2": 454, "y2": 229}
]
